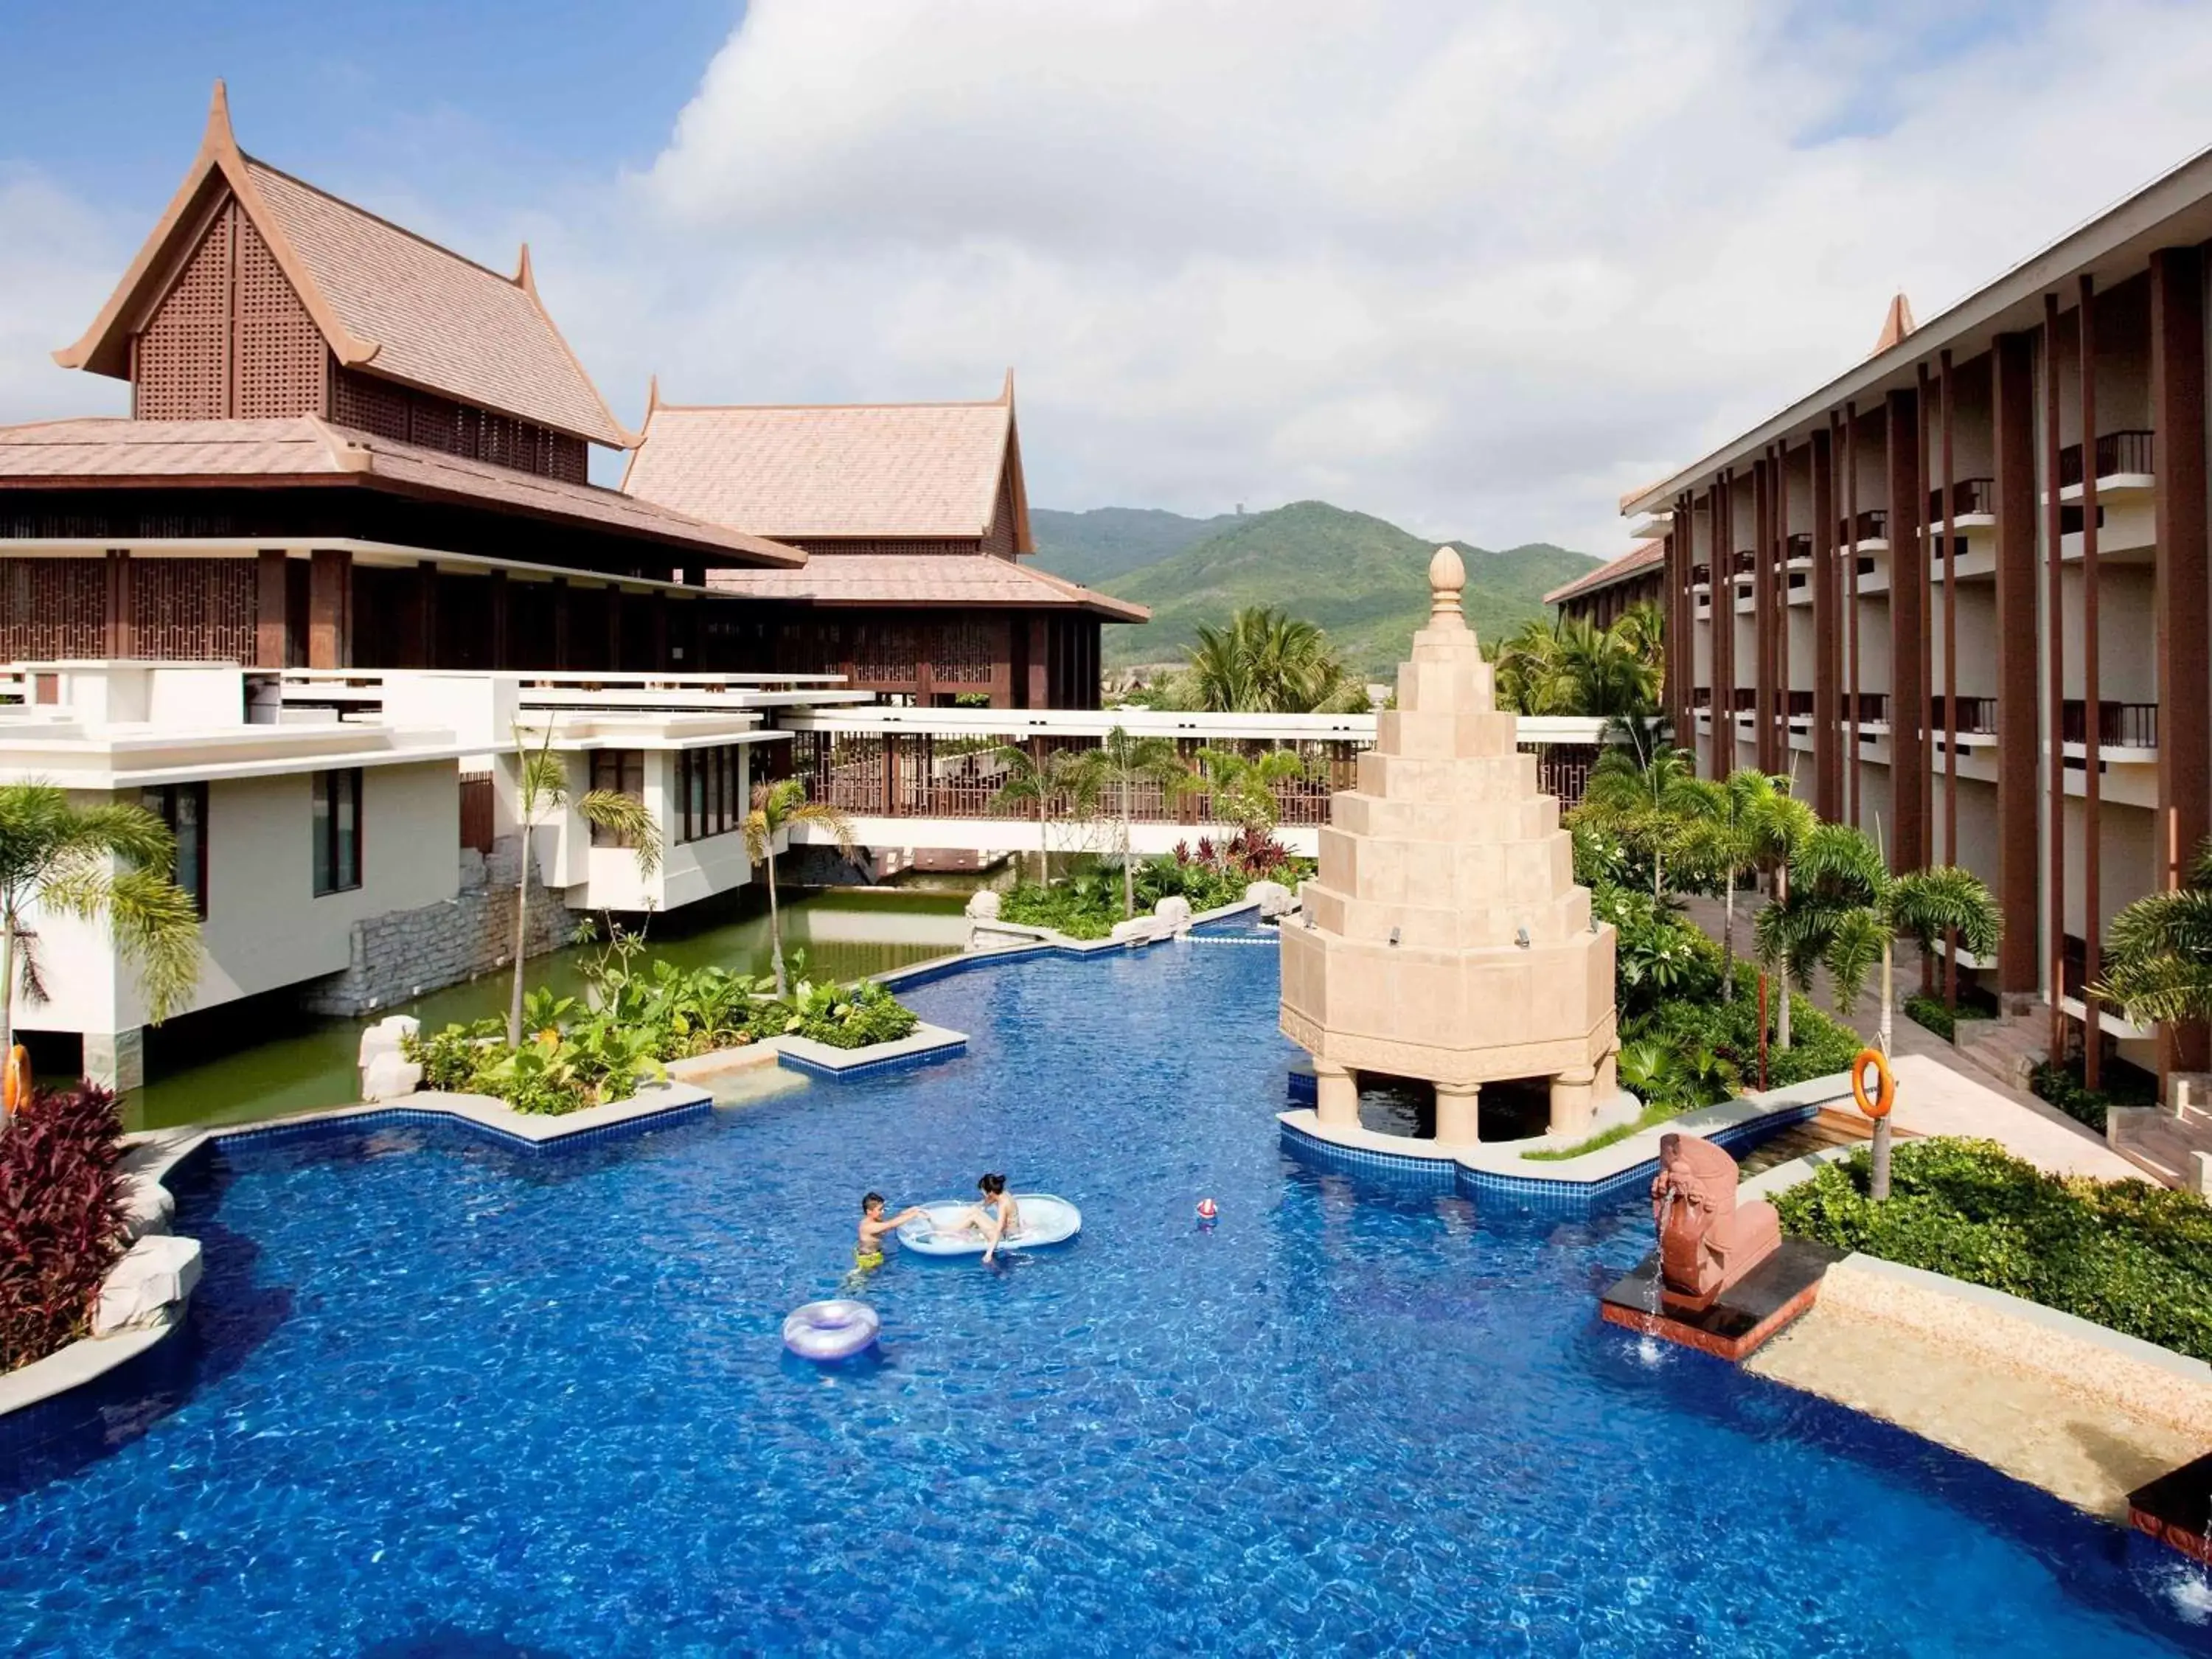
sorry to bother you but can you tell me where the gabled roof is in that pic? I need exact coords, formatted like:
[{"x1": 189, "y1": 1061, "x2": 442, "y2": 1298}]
[
  {"x1": 55, "y1": 82, "x2": 633, "y2": 451},
  {"x1": 1544, "y1": 541, "x2": 1661, "y2": 607},
  {"x1": 0, "y1": 417, "x2": 801, "y2": 565},
  {"x1": 621, "y1": 374, "x2": 1032, "y2": 548},
  {"x1": 702, "y1": 552, "x2": 1147, "y2": 622},
  {"x1": 1871, "y1": 292, "x2": 1917, "y2": 356}
]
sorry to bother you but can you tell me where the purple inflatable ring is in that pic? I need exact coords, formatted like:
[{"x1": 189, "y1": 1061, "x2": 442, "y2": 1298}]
[{"x1": 782, "y1": 1298, "x2": 881, "y2": 1361}]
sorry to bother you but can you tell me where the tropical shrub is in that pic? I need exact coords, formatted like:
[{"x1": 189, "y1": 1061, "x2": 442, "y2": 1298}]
[
  {"x1": 1592, "y1": 882, "x2": 1721, "y2": 1020},
  {"x1": 400, "y1": 958, "x2": 924, "y2": 1112},
  {"x1": 1774, "y1": 1136, "x2": 2212, "y2": 1362},
  {"x1": 783, "y1": 981, "x2": 921, "y2": 1049},
  {"x1": 0, "y1": 1084, "x2": 126, "y2": 1372},
  {"x1": 2026, "y1": 1056, "x2": 2157, "y2": 1135}
]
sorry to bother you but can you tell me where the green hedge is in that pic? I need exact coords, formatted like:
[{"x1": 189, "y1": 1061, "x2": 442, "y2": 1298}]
[{"x1": 1774, "y1": 1136, "x2": 2212, "y2": 1362}]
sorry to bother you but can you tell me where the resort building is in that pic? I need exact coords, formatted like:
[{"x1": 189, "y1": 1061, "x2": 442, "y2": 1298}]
[
  {"x1": 621, "y1": 382, "x2": 1146, "y2": 708},
  {"x1": 1544, "y1": 540, "x2": 1663, "y2": 629},
  {"x1": 1623, "y1": 148, "x2": 2212, "y2": 1102},
  {"x1": 0, "y1": 660, "x2": 846, "y2": 1088}
]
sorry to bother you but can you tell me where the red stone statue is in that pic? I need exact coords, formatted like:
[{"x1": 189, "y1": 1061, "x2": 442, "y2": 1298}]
[{"x1": 1649, "y1": 1133, "x2": 1781, "y2": 1313}]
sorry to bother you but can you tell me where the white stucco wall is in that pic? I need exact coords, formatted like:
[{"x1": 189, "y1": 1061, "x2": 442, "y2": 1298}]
[{"x1": 17, "y1": 762, "x2": 462, "y2": 1039}]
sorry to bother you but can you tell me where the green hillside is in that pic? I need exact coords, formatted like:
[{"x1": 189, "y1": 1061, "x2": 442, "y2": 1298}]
[
  {"x1": 1099, "y1": 500, "x2": 1598, "y2": 674},
  {"x1": 1031, "y1": 505, "x2": 1243, "y2": 585}
]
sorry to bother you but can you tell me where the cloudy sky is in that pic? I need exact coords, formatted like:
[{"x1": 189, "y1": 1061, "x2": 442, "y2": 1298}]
[{"x1": 7, "y1": 0, "x2": 2212, "y2": 557}]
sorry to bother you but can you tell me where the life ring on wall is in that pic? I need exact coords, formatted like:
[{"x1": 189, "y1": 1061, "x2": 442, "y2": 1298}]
[
  {"x1": 1850, "y1": 1048, "x2": 1895, "y2": 1119},
  {"x1": 1, "y1": 1046, "x2": 30, "y2": 1116}
]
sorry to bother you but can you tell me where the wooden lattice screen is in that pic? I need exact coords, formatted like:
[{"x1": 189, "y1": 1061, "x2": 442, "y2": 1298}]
[
  {"x1": 133, "y1": 203, "x2": 234, "y2": 420},
  {"x1": 131, "y1": 560, "x2": 257, "y2": 661},
  {"x1": 0, "y1": 561, "x2": 105, "y2": 658},
  {"x1": 233, "y1": 212, "x2": 324, "y2": 417},
  {"x1": 931, "y1": 619, "x2": 994, "y2": 684}
]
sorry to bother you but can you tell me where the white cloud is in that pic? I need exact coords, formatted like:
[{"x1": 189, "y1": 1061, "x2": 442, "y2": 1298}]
[
  {"x1": 0, "y1": 167, "x2": 131, "y2": 425},
  {"x1": 10, "y1": 1, "x2": 2212, "y2": 562}
]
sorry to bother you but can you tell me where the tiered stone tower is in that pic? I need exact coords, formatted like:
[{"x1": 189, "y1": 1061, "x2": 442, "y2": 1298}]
[{"x1": 1279, "y1": 546, "x2": 1619, "y2": 1145}]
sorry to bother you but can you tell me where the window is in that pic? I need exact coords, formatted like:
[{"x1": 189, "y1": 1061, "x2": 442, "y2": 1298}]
[
  {"x1": 589, "y1": 750, "x2": 646, "y2": 848},
  {"x1": 312, "y1": 768, "x2": 363, "y2": 895},
  {"x1": 142, "y1": 782, "x2": 209, "y2": 918},
  {"x1": 676, "y1": 745, "x2": 747, "y2": 843}
]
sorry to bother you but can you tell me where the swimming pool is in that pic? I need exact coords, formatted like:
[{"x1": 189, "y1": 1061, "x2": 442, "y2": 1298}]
[{"x1": 3, "y1": 931, "x2": 2208, "y2": 1655}]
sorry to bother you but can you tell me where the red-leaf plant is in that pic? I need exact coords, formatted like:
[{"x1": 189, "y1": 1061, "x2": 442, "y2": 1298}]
[{"x1": 0, "y1": 1084, "x2": 126, "y2": 1373}]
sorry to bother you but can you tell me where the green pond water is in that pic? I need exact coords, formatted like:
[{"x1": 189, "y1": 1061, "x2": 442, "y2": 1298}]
[{"x1": 123, "y1": 889, "x2": 973, "y2": 1133}]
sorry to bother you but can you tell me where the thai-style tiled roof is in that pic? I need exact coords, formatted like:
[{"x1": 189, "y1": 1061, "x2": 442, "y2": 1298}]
[
  {"x1": 55, "y1": 83, "x2": 633, "y2": 449},
  {"x1": 622, "y1": 382, "x2": 1029, "y2": 545},
  {"x1": 0, "y1": 417, "x2": 802, "y2": 564},
  {"x1": 704, "y1": 552, "x2": 1147, "y2": 621},
  {"x1": 1543, "y1": 540, "x2": 1662, "y2": 607}
]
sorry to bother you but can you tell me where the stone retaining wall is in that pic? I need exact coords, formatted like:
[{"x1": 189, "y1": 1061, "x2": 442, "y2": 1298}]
[{"x1": 299, "y1": 834, "x2": 578, "y2": 1018}]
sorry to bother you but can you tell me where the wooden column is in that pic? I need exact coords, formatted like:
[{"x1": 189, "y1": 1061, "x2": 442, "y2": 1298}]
[
  {"x1": 487, "y1": 570, "x2": 511, "y2": 671},
  {"x1": 1776, "y1": 437, "x2": 1793, "y2": 782},
  {"x1": 415, "y1": 560, "x2": 439, "y2": 669},
  {"x1": 1992, "y1": 330, "x2": 2041, "y2": 998},
  {"x1": 255, "y1": 550, "x2": 288, "y2": 669},
  {"x1": 2080, "y1": 274, "x2": 2104, "y2": 1088},
  {"x1": 552, "y1": 577, "x2": 571, "y2": 671},
  {"x1": 988, "y1": 616, "x2": 1015, "y2": 709},
  {"x1": 1716, "y1": 473, "x2": 1734, "y2": 772},
  {"x1": 1846, "y1": 403, "x2": 1862, "y2": 827},
  {"x1": 1026, "y1": 616, "x2": 1049, "y2": 710},
  {"x1": 2043, "y1": 293, "x2": 2069, "y2": 1060},
  {"x1": 1886, "y1": 386, "x2": 1926, "y2": 872},
  {"x1": 2152, "y1": 245, "x2": 2211, "y2": 1081},
  {"x1": 307, "y1": 548, "x2": 351, "y2": 670},
  {"x1": 1940, "y1": 349, "x2": 1960, "y2": 1001},
  {"x1": 1751, "y1": 456, "x2": 1771, "y2": 773},
  {"x1": 1812, "y1": 428, "x2": 1837, "y2": 818},
  {"x1": 102, "y1": 551, "x2": 132, "y2": 658}
]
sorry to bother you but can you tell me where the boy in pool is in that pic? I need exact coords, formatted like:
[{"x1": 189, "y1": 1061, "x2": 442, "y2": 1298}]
[
  {"x1": 934, "y1": 1173, "x2": 1021, "y2": 1263},
  {"x1": 855, "y1": 1192, "x2": 927, "y2": 1270}
]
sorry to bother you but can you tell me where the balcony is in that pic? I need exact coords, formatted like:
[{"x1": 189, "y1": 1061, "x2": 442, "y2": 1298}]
[
  {"x1": 2061, "y1": 699, "x2": 2158, "y2": 750},
  {"x1": 1927, "y1": 695, "x2": 1998, "y2": 736},
  {"x1": 1848, "y1": 692, "x2": 1888, "y2": 728},
  {"x1": 2059, "y1": 934, "x2": 2104, "y2": 1003},
  {"x1": 2056, "y1": 430, "x2": 2154, "y2": 494},
  {"x1": 1731, "y1": 549, "x2": 1757, "y2": 575},
  {"x1": 1839, "y1": 509, "x2": 1888, "y2": 547},
  {"x1": 1691, "y1": 687, "x2": 1713, "y2": 709},
  {"x1": 1688, "y1": 563, "x2": 1711, "y2": 588},
  {"x1": 1928, "y1": 478, "x2": 1995, "y2": 523}
]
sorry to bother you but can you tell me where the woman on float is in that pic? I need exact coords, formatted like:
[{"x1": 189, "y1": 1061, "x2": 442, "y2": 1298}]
[{"x1": 935, "y1": 1174, "x2": 1020, "y2": 1262}]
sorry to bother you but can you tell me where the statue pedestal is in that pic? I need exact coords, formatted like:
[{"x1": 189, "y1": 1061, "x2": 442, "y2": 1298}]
[{"x1": 1599, "y1": 1239, "x2": 1843, "y2": 1362}]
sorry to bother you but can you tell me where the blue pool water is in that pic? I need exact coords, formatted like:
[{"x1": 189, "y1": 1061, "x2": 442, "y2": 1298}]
[{"x1": 3, "y1": 933, "x2": 2209, "y2": 1655}]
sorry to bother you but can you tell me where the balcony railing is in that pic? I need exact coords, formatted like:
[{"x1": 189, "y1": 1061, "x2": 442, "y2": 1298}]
[
  {"x1": 1929, "y1": 695, "x2": 1997, "y2": 736},
  {"x1": 1731, "y1": 549, "x2": 1757, "y2": 575},
  {"x1": 1929, "y1": 478, "x2": 1995, "y2": 520},
  {"x1": 1849, "y1": 692, "x2": 1888, "y2": 724},
  {"x1": 2060, "y1": 700, "x2": 2157, "y2": 748},
  {"x1": 1786, "y1": 691, "x2": 1815, "y2": 718},
  {"x1": 2057, "y1": 430, "x2": 2155, "y2": 489},
  {"x1": 2060, "y1": 934, "x2": 2107, "y2": 1003},
  {"x1": 1732, "y1": 688, "x2": 1757, "y2": 712},
  {"x1": 1839, "y1": 509, "x2": 1889, "y2": 544},
  {"x1": 1784, "y1": 533, "x2": 1811, "y2": 563},
  {"x1": 1689, "y1": 563, "x2": 1711, "y2": 587},
  {"x1": 1691, "y1": 687, "x2": 1713, "y2": 709}
]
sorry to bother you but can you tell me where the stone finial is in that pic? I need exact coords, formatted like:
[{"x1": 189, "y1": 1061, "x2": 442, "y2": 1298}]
[{"x1": 1427, "y1": 545, "x2": 1466, "y2": 622}]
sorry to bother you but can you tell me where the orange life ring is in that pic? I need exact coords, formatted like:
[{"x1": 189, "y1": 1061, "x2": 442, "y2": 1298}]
[
  {"x1": 1851, "y1": 1048, "x2": 1895, "y2": 1119},
  {"x1": 1, "y1": 1045, "x2": 29, "y2": 1116}
]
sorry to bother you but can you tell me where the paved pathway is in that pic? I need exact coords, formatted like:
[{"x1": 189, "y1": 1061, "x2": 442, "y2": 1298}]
[{"x1": 1675, "y1": 891, "x2": 2139, "y2": 1181}]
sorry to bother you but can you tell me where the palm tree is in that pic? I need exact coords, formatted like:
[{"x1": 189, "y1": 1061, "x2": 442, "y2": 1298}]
[
  {"x1": 507, "y1": 726, "x2": 660, "y2": 1045},
  {"x1": 742, "y1": 778, "x2": 858, "y2": 998},
  {"x1": 988, "y1": 742, "x2": 1056, "y2": 881},
  {"x1": 1747, "y1": 781, "x2": 1817, "y2": 1049},
  {"x1": 1186, "y1": 608, "x2": 1350, "y2": 713},
  {"x1": 2093, "y1": 835, "x2": 2212, "y2": 1029},
  {"x1": 1680, "y1": 768, "x2": 1775, "y2": 1000},
  {"x1": 1551, "y1": 614, "x2": 1661, "y2": 717},
  {"x1": 1573, "y1": 740, "x2": 1711, "y2": 900},
  {"x1": 1056, "y1": 727, "x2": 1189, "y2": 918},
  {"x1": 0, "y1": 784, "x2": 204, "y2": 1082},
  {"x1": 1192, "y1": 745, "x2": 1308, "y2": 837},
  {"x1": 1489, "y1": 617, "x2": 1567, "y2": 715},
  {"x1": 1757, "y1": 824, "x2": 2001, "y2": 1196}
]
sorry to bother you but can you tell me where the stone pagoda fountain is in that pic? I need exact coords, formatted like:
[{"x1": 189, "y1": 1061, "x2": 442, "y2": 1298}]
[{"x1": 1279, "y1": 546, "x2": 1622, "y2": 1148}]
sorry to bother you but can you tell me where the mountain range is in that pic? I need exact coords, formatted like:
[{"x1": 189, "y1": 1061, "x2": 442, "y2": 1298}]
[{"x1": 1031, "y1": 501, "x2": 1599, "y2": 675}]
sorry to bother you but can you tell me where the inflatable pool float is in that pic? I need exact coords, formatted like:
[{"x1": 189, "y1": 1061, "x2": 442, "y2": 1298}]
[
  {"x1": 782, "y1": 1298, "x2": 880, "y2": 1361},
  {"x1": 896, "y1": 1194, "x2": 1082, "y2": 1256}
]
